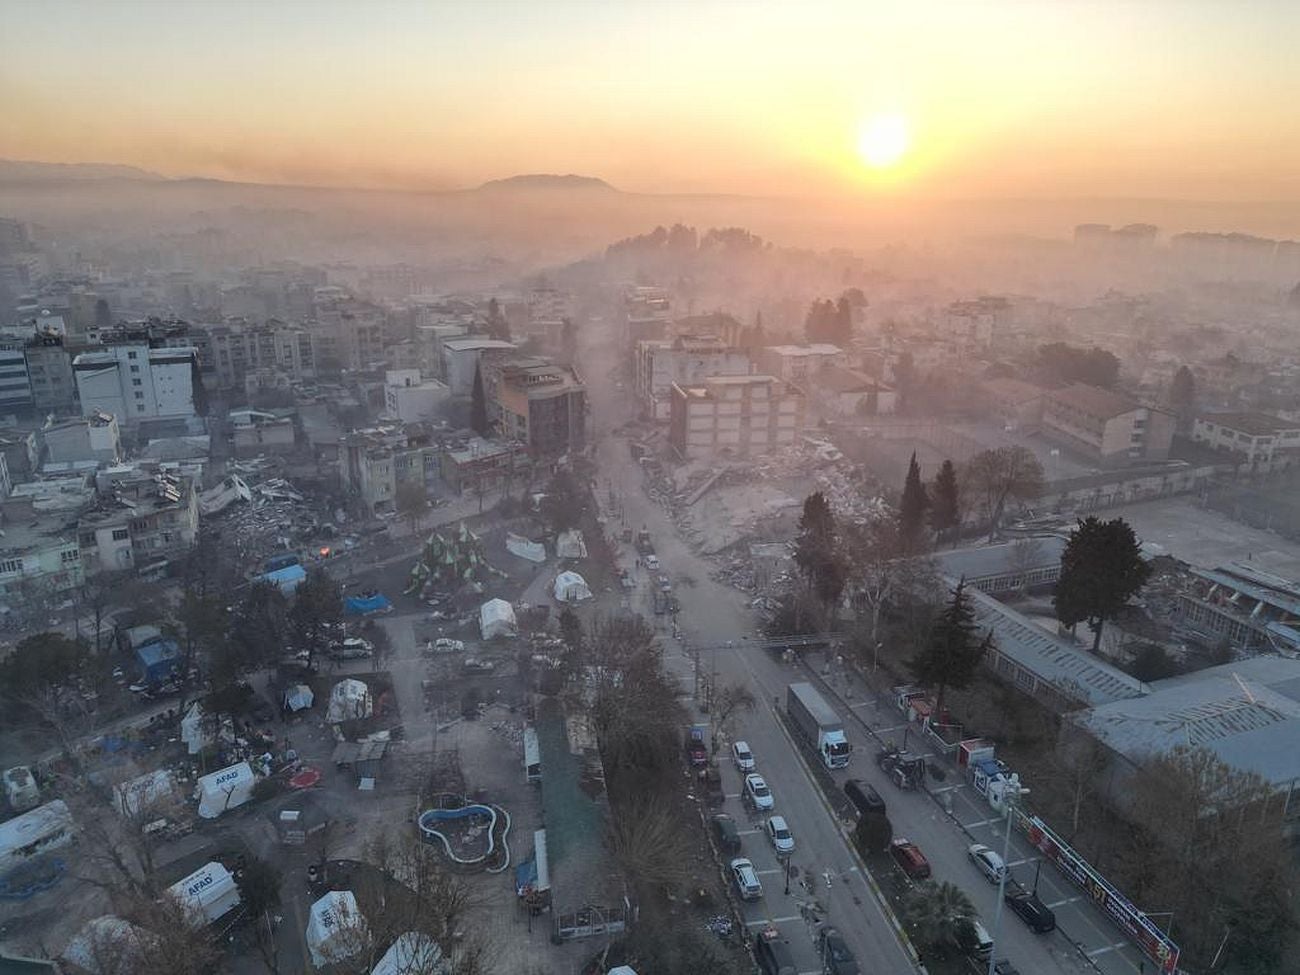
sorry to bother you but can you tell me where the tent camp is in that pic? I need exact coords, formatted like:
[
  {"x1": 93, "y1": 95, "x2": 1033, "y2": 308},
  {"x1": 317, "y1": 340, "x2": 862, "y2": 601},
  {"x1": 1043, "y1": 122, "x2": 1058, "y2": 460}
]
[
  {"x1": 345, "y1": 592, "x2": 392, "y2": 616},
  {"x1": 283, "y1": 683, "x2": 314, "y2": 712},
  {"x1": 262, "y1": 563, "x2": 307, "y2": 594},
  {"x1": 195, "y1": 762, "x2": 255, "y2": 819},
  {"x1": 371, "y1": 932, "x2": 447, "y2": 975},
  {"x1": 114, "y1": 769, "x2": 175, "y2": 818},
  {"x1": 505, "y1": 533, "x2": 546, "y2": 563},
  {"x1": 326, "y1": 679, "x2": 373, "y2": 723},
  {"x1": 0, "y1": 800, "x2": 74, "y2": 878},
  {"x1": 556, "y1": 529, "x2": 587, "y2": 560},
  {"x1": 307, "y1": 889, "x2": 369, "y2": 967},
  {"x1": 553, "y1": 571, "x2": 593, "y2": 603},
  {"x1": 167, "y1": 861, "x2": 241, "y2": 928},
  {"x1": 479, "y1": 598, "x2": 517, "y2": 640},
  {"x1": 63, "y1": 916, "x2": 153, "y2": 973}
]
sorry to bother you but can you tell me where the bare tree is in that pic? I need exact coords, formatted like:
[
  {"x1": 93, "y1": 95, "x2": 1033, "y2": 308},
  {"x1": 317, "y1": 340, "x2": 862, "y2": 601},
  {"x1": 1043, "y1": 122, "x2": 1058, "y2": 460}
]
[
  {"x1": 1008, "y1": 536, "x2": 1045, "y2": 597},
  {"x1": 962, "y1": 446, "x2": 1045, "y2": 541},
  {"x1": 608, "y1": 803, "x2": 692, "y2": 896},
  {"x1": 708, "y1": 682, "x2": 755, "y2": 757}
]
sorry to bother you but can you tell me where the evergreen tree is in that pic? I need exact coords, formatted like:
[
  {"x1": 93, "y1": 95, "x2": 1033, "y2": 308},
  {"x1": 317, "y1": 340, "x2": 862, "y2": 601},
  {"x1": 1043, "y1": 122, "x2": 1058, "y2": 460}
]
[
  {"x1": 908, "y1": 580, "x2": 991, "y2": 714},
  {"x1": 898, "y1": 452, "x2": 929, "y2": 546},
  {"x1": 794, "y1": 491, "x2": 845, "y2": 619},
  {"x1": 470, "y1": 362, "x2": 489, "y2": 436},
  {"x1": 929, "y1": 459, "x2": 961, "y2": 543},
  {"x1": 1054, "y1": 516, "x2": 1151, "y2": 651},
  {"x1": 1167, "y1": 365, "x2": 1196, "y2": 431},
  {"x1": 486, "y1": 297, "x2": 511, "y2": 341}
]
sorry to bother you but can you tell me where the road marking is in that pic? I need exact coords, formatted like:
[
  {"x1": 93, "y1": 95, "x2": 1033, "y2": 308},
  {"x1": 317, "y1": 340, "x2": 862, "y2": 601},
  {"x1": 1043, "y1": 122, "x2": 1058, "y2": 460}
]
[
  {"x1": 756, "y1": 868, "x2": 784, "y2": 876},
  {"x1": 1006, "y1": 858, "x2": 1032, "y2": 868},
  {"x1": 725, "y1": 793, "x2": 742, "y2": 799},
  {"x1": 930, "y1": 784, "x2": 963, "y2": 795},
  {"x1": 1086, "y1": 942, "x2": 1131, "y2": 957},
  {"x1": 799, "y1": 970, "x2": 823, "y2": 975},
  {"x1": 737, "y1": 828, "x2": 760, "y2": 835},
  {"x1": 745, "y1": 915, "x2": 802, "y2": 928},
  {"x1": 1047, "y1": 896, "x2": 1083, "y2": 908},
  {"x1": 964, "y1": 817, "x2": 996, "y2": 828},
  {"x1": 877, "y1": 723, "x2": 909, "y2": 733}
]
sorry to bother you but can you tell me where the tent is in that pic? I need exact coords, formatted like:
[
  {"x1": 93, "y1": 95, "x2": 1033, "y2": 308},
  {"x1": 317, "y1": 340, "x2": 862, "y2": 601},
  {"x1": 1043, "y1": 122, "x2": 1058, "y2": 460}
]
[
  {"x1": 371, "y1": 932, "x2": 447, "y2": 975},
  {"x1": 195, "y1": 762, "x2": 255, "y2": 819},
  {"x1": 306, "y1": 889, "x2": 369, "y2": 967},
  {"x1": 135, "y1": 639, "x2": 181, "y2": 684},
  {"x1": 326, "y1": 679, "x2": 373, "y2": 723},
  {"x1": 345, "y1": 592, "x2": 392, "y2": 616},
  {"x1": 553, "y1": 571, "x2": 593, "y2": 603},
  {"x1": 283, "y1": 683, "x2": 314, "y2": 712},
  {"x1": 180, "y1": 702, "x2": 212, "y2": 755},
  {"x1": 505, "y1": 533, "x2": 546, "y2": 563},
  {"x1": 114, "y1": 769, "x2": 175, "y2": 818},
  {"x1": 262, "y1": 563, "x2": 307, "y2": 594},
  {"x1": 479, "y1": 598, "x2": 517, "y2": 640},
  {"x1": 167, "y1": 861, "x2": 242, "y2": 928},
  {"x1": 0, "y1": 800, "x2": 74, "y2": 877},
  {"x1": 556, "y1": 529, "x2": 587, "y2": 560},
  {"x1": 63, "y1": 916, "x2": 153, "y2": 973}
]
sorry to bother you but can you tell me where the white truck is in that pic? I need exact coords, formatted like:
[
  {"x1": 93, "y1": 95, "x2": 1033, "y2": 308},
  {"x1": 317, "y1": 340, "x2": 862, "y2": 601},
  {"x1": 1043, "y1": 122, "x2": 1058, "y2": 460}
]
[{"x1": 786, "y1": 682, "x2": 851, "y2": 769}]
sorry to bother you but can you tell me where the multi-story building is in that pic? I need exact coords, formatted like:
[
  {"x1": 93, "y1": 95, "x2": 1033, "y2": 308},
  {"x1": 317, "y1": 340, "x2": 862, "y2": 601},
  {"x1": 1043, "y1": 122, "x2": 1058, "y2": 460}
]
[
  {"x1": 633, "y1": 336, "x2": 752, "y2": 420},
  {"x1": 416, "y1": 323, "x2": 469, "y2": 377},
  {"x1": 1041, "y1": 384, "x2": 1175, "y2": 467},
  {"x1": 315, "y1": 297, "x2": 386, "y2": 372},
  {"x1": 0, "y1": 345, "x2": 33, "y2": 417},
  {"x1": 625, "y1": 286, "x2": 672, "y2": 344},
  {"x1": 42, "y1": 412, "x2": 121, "y2": 466},
  {"x1": 229, "y1": 409, "x2": 296, "y2": 456},
  {"x1": 78, "y1": 470, "x2": 198, "y2": 574},
  {"x1": 340, "y1": 426, "x2": 442, "y2": 512},
  {"x1": 441, "y1": 338, "x2": 516, "y2": 396},
  {"x1": 25, "y1": 335, "x2": 76, "y2": 413},
  {"x1": 754, "y1": 344, "x2": 843, "y2": 385},
  {"x1": 490, "y1": 359, "x2": 587, "y2": 457},
  {"x1": 813, "y1": 367, "x2": 897, "y2": 417},
  {"x1": 0, "y1": 515, "x2": 83, "y2": 599},
  {"x1": 73, "y1": 345, "x2": 198, "y2": 424},
  {"x1": 1191, "y1": 413, "x2": 1300, "y2": 472},
  {"x1": 383, "y1": 369, "x2": 450, "y2": 423},
  {"x1": 439, "y1": 437, "x2": 531, "y2": 495},
  {"x1": 668, "y1": 374, "x2": 805, "y2": 459},
  {"x1": 938, "y1": 297, "x2": 1009, "y2": 354}
]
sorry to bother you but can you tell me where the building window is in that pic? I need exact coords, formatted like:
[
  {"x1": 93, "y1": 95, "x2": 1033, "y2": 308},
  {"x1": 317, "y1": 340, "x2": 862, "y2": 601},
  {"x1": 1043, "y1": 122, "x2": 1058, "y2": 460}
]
[
  {"x1": 132, "y1": 378, "x2": 142, "y2": 386},
  {"x1": 130, "y1": 364, "x2": 140, "y2": 373},
  {"x1": 137, "y1": 405, "x2": 145, "y2": 413},
  {"x1": 61, "y1": 549, "x2": 79, "y2": 563},
  {"x1": 127, "y1": 351, "x2": 138, "y2": 360},
  {"x1": 134, "y1": 391, "x2": 144, "y2": 400},
  {"x1": 111, "y1": 529, "x2": 130, "y2": 541},
  {"x1": 0, "y1": 558, "x2": 21, "y2": 574}
]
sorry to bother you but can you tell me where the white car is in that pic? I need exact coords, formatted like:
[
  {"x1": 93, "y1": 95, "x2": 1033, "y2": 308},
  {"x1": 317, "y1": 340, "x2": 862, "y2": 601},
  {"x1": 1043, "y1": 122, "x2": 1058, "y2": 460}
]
[
  {"x1": 766, "y1": 815, "x2": 795, "y2": 855},
  {"x1": 732, "y1": 741, "x2": 755, "y2": 772},
  {"x1": 644, "y1": 555, "x2": 660, "y2": 570},
  {"x1": 729, "y1": 857, "x2": 763, "y2": 900},
  {"x1": 332, "y1": 637, "x2": 373, "y2": 659},
  {"x1": 430, "y1": 638, "x2": 465, "y2": 654},
  {"x1": 744, "y1": 773, "x2": 774, "y2": 811},
  {"x1": 968, "y1": 843, "x2": 1007, "y2": 884}
]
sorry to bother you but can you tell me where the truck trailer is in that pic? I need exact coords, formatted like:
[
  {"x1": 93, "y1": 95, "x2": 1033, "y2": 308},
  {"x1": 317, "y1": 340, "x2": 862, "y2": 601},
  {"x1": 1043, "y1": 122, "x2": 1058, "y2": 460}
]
[{"x1": 786, "y1": 682, "x2": 851, "y2": 769}]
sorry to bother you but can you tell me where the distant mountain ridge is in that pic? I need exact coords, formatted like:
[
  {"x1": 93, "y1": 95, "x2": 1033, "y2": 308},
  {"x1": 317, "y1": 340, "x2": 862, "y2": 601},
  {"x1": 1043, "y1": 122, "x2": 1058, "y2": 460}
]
[
  {"x1": 0, "y1": 159, "x2": 165, "y2": 182},
  {"x1": 477, "y1": 173, "x2": 616, "y2": 192}
]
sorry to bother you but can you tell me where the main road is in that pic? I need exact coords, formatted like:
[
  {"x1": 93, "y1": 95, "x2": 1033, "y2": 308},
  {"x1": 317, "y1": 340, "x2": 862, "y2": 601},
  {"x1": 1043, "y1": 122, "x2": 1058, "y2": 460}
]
[{"x1": 579, "y1": 319, "x2": 1101, "y2": 975}]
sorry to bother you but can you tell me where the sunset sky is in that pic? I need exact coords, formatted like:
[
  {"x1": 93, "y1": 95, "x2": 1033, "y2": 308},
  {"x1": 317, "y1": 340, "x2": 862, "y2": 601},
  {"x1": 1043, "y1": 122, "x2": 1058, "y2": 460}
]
[{"x1": 2, "y1": 0, "x2": 1297, "y2": 200}]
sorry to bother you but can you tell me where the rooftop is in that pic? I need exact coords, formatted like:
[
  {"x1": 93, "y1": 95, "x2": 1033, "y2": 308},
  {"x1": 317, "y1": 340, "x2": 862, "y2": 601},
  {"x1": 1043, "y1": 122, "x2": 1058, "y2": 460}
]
[
  {"x1": 1071, "y1": 656, "x2": 1300, "y2": 787},
  {"x1": 1046, "y1": 383, "x2": 1142, "y2": 419},
  {"x1": 442, "y1": 337, "x2": 516, "y2": 353},
  {"x1": 934, "y1": 537, "x2": 1067, "y2": 582},
  {"x1": 764, "y1": 343, "x2": 843, "y2": 357},
  {"x1": 1196, "y1": 412, "x2": 1300, "y2": 437},
  {"x1": 983, "y1": 377, "x2": 1047, "y2": 403},
  {"x1": 499, "y1": 361, "x2": 584, "y2": 396},
  {"x1": 818, "y1": 366, "x2": 889, "y2": 394}
]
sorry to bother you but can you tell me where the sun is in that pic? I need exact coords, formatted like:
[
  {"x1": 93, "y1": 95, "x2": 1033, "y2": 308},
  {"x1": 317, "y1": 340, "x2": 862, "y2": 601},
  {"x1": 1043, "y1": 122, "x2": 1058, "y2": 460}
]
[{"x1": 857, "y1": 113, "x2": 909, "y2": 169}]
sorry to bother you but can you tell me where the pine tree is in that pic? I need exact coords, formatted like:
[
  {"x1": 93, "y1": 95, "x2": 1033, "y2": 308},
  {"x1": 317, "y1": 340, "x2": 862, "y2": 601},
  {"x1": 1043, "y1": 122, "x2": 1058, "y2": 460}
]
[
  {"x1": 929, "y1": 459, "x2": 961, "y2": 543},
  {"x1": 908, "y1": 580, "x2": 990, "y2": 714},
  {"x1": 1054, "y1": 516, "x2": 1151, "y2": 651},
  {"x1": 898, "y1": 452, "x2": 930, "y2": 547},
  {"x1": 794, "y1": 492, "x2": 844, "y2": 620},
  {"x1": 470, "y1": 362, "x2": 489, "y2": 436}
]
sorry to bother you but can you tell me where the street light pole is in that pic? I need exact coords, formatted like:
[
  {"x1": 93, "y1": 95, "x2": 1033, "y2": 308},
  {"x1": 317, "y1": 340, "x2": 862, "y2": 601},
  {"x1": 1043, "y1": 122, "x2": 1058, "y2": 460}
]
[
  {"x1": 987, "y1": 782, "x2": 1028, "y2": 975},
  {"x1": 782, "y1": 854, "x2": 791, "y2": 896}
]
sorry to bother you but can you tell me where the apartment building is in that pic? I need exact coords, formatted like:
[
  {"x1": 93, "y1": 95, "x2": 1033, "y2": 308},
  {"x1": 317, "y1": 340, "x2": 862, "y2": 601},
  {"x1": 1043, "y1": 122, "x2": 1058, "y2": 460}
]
[
  {"x1": 73, "y1": 345, "x2": 198, "y2": 423},
  {"x1": 42, "y1": 412, "x2": 121, "y2": 465},
  {"x1": 625, "y1": 286, "x2": 671, "y2": 344},
  {"x1": 383, "y1": 369, "x2": 450, "y2": 423},
  {"x1": 25, "y1": 335, "x2": 76, "y2": 413},
  {"x1": 814, "y1": 367, "x2": 897, "y2": 417},
  {"x1": 441, "y1": 338, "x2": 516, "y2": 396},
  {"x1": 0, "y1": 345, "x2": 32, "y2": 416},
  {"x1": 439, "y1": 436, "x2": 531, "y2": 494},
  {"x1": 668, "y1": 374, "x2": 804, "y2": 459},
  {"x1": 633, "y1": 335, "x2": 751, "y2": 420},
  {"x1": 1041, "y1": 383, "x2": 1175, "y2": 467},
  {"x1": 982, "y1": 377, "x2": 1047, "y2": 432},
  {"x1": 78, "y1": 471, "x2": 199, "y2": 574},
  {"x1": 0, "y1": 515, "x2": 83, "y2": 598},
  {"x1": 491, "y1": 360, "x2": 587, "y2": 457},
  {"x1": 1192, "y1": 412, "x2": 1300, "y2": 472},
  {"x1": 754, "y1": 344, "x2": 843, "y2": 385}
]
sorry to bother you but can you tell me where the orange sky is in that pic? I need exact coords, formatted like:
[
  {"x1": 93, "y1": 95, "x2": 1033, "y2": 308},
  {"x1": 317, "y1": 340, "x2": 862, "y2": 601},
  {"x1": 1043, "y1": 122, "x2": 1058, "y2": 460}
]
[{"x1": 2, "y1": 1, "x2": 1298, "y2": 200}]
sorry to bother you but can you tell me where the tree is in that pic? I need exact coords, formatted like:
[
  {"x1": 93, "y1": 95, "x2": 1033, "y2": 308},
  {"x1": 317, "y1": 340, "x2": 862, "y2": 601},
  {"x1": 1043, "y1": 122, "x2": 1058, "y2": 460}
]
[
  {"x1": 485, "y1": 297, "x2": 510, "y2": 341},
  {"x1": 963, "y1": 446, "x2": 1045, "y2": 540},
  {"x1": 470, "y1": 362, "x2": 489, "y2": 437},
  {"x1": 560, "y1": 317, "x2": 578, "y2": 363},
  {"x1": 361, "y1": 619, "x2": 393, "y2": 673},
  {"x1": 793, "y1": 491, "x2": 845, "y2": 621},
  {"x1": 288, "y1": 569, "x2": 344, "y2": 667},
  {"x1": 608, "y1": 803, "x2": 692, "y2": 894},
  {"x1": 707, "y1": 682, "x2": 755, "y2": 757},
  {"x1": 1125, "y1": 642, "x2": 1182, "y2": 682},
  {"x1": 842, "y1": 520, "x2": 904, "y2": 646},
  {"x1": 1054, "y1": 516, "x2": 1151, "y2": 652},
  {"x1": 929, "y1": 459, "x2": 961, "y2": 544},
  {"x1": 225, "y1": 580, "x2": 289, "y2": 675},
  {"x1": 901, "y1": 881, "x2": 978, "y2": 960},
  {"x1": 396, "y1": 479, "x2": 430, "y2": 536},
  {"x1": 1037, "y1": 342, "x2": 1120, "y2": 388},
  {"x1": 540, "y1": 469, "x2": 584, "y2": 533},
  {"x1": 898, "y1": 452, "x2": 929, "y2": 548},
  {"x1": 804, "y1": 297, "x2": 851, "y2": 345},
  {"x1": 908, "y1": 580, "x2": 991, "y2": 714},
  {"x1": 1167, "y1": 365, "x2": 1196, "y2": 431}
]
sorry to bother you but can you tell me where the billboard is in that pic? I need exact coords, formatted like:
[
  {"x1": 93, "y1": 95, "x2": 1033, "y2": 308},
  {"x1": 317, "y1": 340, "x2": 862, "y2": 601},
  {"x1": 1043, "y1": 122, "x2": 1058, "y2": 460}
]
[{"x1": 1024, "y1": 814, "x2": 1179, "y2": 974}]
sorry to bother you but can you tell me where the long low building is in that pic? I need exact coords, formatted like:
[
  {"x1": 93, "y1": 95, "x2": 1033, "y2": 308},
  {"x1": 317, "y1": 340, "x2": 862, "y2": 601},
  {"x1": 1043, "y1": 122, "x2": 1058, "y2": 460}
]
[
  {"x1": 933, "y1": 537, "x2": 1067, "y2": 596},
  {"x1": 1176, "y1": 561, "x2": 1300, "y2": 654}
]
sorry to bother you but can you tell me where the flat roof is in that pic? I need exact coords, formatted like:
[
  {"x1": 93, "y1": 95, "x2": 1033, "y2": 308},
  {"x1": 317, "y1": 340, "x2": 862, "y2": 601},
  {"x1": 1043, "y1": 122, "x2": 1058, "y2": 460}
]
[
  {"x1": 1046, "y1": 383, "x2": 1142, "y2": 419},
  {"x1": 934, "y1": 537, "x2": 1067, "y2": 582},
  {"x1": 1196, "y1": 412, "x2": 1300, "y2": 437},
  {"x1": 442, "y1": 338, "x2": 516, "y2": 352},
  {"x1": 764, "y1": 344, "x2": 843, "y2": 357},
  {"x1": 983, "y1": 377, "x2": 1047, "y2": 403}
]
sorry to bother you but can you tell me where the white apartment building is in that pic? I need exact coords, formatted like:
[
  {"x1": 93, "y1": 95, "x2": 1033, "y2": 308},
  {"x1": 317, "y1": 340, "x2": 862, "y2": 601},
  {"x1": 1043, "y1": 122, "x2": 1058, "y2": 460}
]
[
  {"x1": 1192, "y1": 413, "x2": 1300, "y2": 472},
  {"x1": 384, "y1": 369, "x2": 450, "y2": 422},
  {"x1": 633, "y1": 336, "x2": 752, "y2": 420},
  {"x1": 668, "y1": 375, "x2": 804, "y2": 459},
  {"x1": 73, "y1": 345, "x2": 197, "y2": 423},
  {"x1": 754, "y1": 344, "x2": 843, "y2": 384},
  {"x1": 441, "y1": 338, "x2": 516, "y2": 396},
  {"x1": 1041, "y1": 384, "x2": 1175, "y2": 468}
]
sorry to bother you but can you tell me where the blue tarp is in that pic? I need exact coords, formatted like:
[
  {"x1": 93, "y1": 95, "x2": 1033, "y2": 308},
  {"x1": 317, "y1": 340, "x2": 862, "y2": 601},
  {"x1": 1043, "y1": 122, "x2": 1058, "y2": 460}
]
[
  {"x1": 262, "y1": 563, "x2": 307, "y2": 594},
  {"x1": 264, "y1": 553, "x2": 301, "y2": 573},
  {"x1": 135, "y1": 640, "x2": 181, "y2": 684},
  {"x1": 515, "y1": 858, "x2": 537, "y2": 896},
  {"x1": 344, "y1": 593, "x2": 391, "y2": 616}
]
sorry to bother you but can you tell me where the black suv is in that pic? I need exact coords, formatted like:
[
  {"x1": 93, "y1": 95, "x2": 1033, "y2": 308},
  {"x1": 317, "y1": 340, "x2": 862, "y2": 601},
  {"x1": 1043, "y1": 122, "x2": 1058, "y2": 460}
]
[
  {"x1": 818, "y1": 926, "x2": 861, "y2": 975},
  {"x1": 1005, "y1": 885, "x2": 1056, "y2": 933},
  {"x1": 844, "y1": 778, "x2": 886, "y2": 818},
  {"x1": 754, "y1": 936, "x2": 797, "y2": 975}
]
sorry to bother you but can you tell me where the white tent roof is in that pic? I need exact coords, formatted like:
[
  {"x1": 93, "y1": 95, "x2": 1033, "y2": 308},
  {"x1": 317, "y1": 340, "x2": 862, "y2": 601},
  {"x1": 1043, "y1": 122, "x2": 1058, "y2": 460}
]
[
  {"x1": 0, "y1": 799, "x2": 73, "y2": 866},
  {"x1": 506, "y1": 533, "x2": 546, "y2": 563},
  {"x1": 553, "y1": 571, "x2": 592, "y2": 603},
  {"x1": 479, "y1": 598, "x2": 517, "y2": 640},
  {"x1": 195, "y1": 762, "x2": 255, "y2": 819},
  {"x1": 326, "y1": 678, "x2": 373, "y2": 723},
  {"x1": 181, "y1": 702, "x2": 210, "y2": 755},
  {"x1": 307, "y1": 889, "x2": 369, "y2": 967},
  {"x1": 284, "y1": 683, "x2": 314, "y2": 712},
  {"x1": 167, "y1": 860, "x2": 241, "y2": 927},
  {"x1": 63, "y1": 916, "x2": 153, "y2": 973},
  {"x1": 114, "y1": 769, "x2": 174, "y2": 818},
  {"x1": 371, "y1": 932, "x2": 447, "y2": 975}
]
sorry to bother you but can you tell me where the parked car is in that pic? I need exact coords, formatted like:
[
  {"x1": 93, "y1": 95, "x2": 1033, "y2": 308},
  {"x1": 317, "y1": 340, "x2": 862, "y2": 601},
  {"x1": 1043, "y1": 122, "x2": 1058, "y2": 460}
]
[
  {"x1": 462, "y1": 657, "x2": 495, "y2": 673},
  {"x1": 732, "y1": 740, "x2": 755, "y2": 772},
  {"x1": 730, "y1": 857, "x2": 763, "y2": 900},
  {"x1": 889, "y1": 838, "x2": 931, "y2": 879},
  {"x1": 765, "y1": 815, "x2": 795, "y2": 855},
  {"x1": 712, "y1": 813, "x2": 742, "y2": 856},
  {"x1": 968, "y1": 843, "x2": 1007, "y2": 884},
  {"x1": 429, "y1": 638, "x2": 465, "y2": 653},
  {"x1": 754, "y1": 934, "x2": 797, "y2": 975},
  {"x1": 644, "y1": 554, "x2": 660, "y2": 570},
  {"x1": 1005, "y1": 884, "x2": 1056, "y2": 933},
  {"x1": 331, "y1": 637, "x2": 373, "y2": 659},
  {"x1": 844, "y1": 778, "x2": 886, "y2": 818},
  {"x1": 818, "y1": 927, "x2": 861, "y2": 975},
  {"x1": 744, "y1": 773, "x2": 775, "y2": 811},
  {"x1": 966, "y1": 918, "x2": 994, "y2": 961}
]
